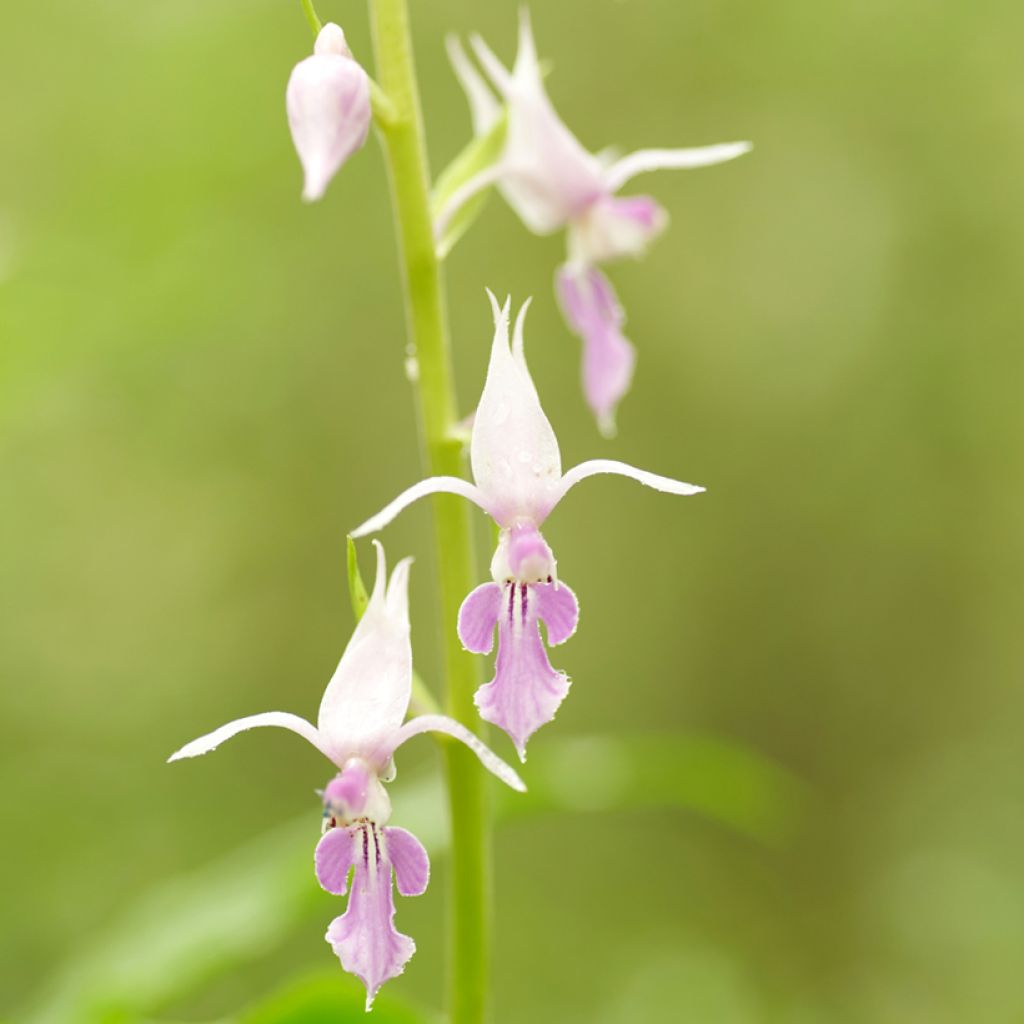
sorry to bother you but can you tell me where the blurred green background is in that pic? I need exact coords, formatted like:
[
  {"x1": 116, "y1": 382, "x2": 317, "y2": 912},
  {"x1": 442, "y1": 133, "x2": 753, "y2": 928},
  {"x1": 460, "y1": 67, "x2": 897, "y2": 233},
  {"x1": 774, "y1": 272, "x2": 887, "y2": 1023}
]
[{"x1": 3, "y1": 0, "x2": 1023, "y2": 1021}]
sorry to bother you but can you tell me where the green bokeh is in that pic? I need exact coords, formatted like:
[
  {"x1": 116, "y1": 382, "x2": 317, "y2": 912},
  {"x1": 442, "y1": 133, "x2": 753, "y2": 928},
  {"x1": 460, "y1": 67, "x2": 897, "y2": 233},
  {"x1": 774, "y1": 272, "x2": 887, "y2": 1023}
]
[{"x1": 2, "y1": 1, "x2": 1023, "y2": 1021}]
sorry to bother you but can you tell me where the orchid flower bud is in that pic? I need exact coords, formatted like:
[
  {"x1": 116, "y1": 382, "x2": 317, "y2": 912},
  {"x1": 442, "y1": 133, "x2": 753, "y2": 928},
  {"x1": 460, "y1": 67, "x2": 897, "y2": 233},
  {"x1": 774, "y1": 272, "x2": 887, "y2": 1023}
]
[{"x1": 286, "y1": 23, "x2": 371, "y2": 202}]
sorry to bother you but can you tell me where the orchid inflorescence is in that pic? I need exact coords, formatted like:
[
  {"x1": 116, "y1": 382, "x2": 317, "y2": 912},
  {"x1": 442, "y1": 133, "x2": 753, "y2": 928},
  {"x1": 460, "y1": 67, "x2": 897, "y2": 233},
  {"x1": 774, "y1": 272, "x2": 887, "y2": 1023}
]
[{"x1": 170, "y1": 4, "x2": 748, "y2": 1013}]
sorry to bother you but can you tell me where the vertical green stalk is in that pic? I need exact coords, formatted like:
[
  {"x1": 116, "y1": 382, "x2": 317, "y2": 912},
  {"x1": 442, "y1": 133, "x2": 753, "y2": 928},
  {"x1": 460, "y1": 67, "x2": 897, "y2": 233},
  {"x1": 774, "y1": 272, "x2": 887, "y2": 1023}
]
[{"x1": 367, "y1": 1, "x2": 490, "y2": 1021}]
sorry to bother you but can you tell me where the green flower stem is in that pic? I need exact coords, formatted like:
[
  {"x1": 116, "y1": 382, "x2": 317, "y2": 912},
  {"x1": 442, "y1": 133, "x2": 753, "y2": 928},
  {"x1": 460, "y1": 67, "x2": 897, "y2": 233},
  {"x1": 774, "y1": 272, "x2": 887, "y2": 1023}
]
[
  {"x1": 368, "y1": 1, "x2": 491, "y2": 1022},
  {"x1": 299, "y1": 0, "x2": 321, "y2": 36}
]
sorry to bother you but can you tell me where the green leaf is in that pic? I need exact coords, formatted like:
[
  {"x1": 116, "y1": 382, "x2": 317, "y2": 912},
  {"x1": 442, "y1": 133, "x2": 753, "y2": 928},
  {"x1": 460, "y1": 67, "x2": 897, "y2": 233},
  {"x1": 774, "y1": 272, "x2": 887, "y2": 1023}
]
[
  {"x1": 239, "y1": 970, "x2": 437, "y2": 1024},
  {"x1": 500, "y1": 733, "x2": 808, "y2": 848},
  {"x1": 20, "y1": 816, "x2": 315, "y2": 1024},
  {"x1": 345, "y1": 535, "x2": 370, "y2": 621},
  {"x1": 430, "y1": 114, "x2": 507, "y2": 259}
]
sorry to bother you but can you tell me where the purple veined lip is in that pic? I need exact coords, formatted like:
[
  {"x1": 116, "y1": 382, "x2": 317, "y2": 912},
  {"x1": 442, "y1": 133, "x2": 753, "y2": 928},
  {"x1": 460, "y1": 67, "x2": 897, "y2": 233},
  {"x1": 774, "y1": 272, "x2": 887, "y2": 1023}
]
[
  {"x1": 556, "y1": 265, "x2": 636, "y2": 438},
  {"x1": 459, "y1": 576, "x2": 579, "y2": 760},
  {"x1": 315, "y1": 823, "x2": 429, "y2": 1010}
]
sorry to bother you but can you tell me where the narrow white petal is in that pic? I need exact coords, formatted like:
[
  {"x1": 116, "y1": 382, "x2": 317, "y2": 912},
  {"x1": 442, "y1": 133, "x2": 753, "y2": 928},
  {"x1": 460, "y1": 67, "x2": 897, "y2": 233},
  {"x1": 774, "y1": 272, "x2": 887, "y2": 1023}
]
[
  {"x1": 385, "y1": 551, "x2": 414, "y2": 619},
  {"x1": 603, "y1": 142, "x2": 753, "y2": 192},
  {"x1": 511, "y1": 296, "x2": 532, "y2": 371},
  {"x1": 167, "y1": 712, "x2": 329, "y2": 763},
  {"x1": 317, "y1": 544, "x2": 414, "y2": 755},
  {"x1": 351, "y1": 476, "x2": 493, "y2": 538},
  {"x1": 469, "y1": 32, "x2": 515, "y2": 97},
  {"x1": 391, "y1": 714, "x2": 527, "y2": 792},
  {"x1": 554, "y1": 459, "x2": 705, "y2": 509},
  {"x1": 513, "y1": 7, "x2": 541, "y2": 82},
  {"x1": 446, "y1": 34, "x2": 501, "y2": 135}
]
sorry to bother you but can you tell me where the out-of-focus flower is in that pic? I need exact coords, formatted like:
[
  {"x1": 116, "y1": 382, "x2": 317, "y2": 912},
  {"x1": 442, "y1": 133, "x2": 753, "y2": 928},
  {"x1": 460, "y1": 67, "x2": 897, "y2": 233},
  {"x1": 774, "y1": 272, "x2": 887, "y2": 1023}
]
[
  {"x1": 352, "y1": 295, "x2": 703, "y2": 758},
  {"x1": 441, "y1": 10, "x2": 751, "y2": 434},
  {"x1": 168, "y1": 543, "x2": 524, "y2": 1009},
  {"x1": 286, "y1": 22, "x2": 371, "y2": 202}
]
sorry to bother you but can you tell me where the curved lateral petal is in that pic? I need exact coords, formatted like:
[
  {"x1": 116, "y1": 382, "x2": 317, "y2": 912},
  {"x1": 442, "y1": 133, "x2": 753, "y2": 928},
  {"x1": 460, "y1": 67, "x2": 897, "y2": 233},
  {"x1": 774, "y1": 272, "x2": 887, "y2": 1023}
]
[
  {"x1": 390, "y1": 714, "x2": 527, "y2": 792},
  {"x1": 351, "y1": 477, "x2": 493, "y2": 538},
  {"x1": 536, "y1": 580, "x2": 579, "y2": 646},
  {"x1": 458, "y1": 582, "x2": 503, "y2": 654},
  {"x1": 315, "y1": 826, "x2": 359, "y2": 896},
  {"x1": 446, "y1": 34, "x2": 501, "y2": 134},
  {"x1": 166, "y1": 711, "x2": 329, "y2": 763},
  {"x1": 603, "y1": 141, "x2": 752, "y2": 192},
  {"x1": 385, "y1": 827, "x2": 430, "y2": 897},
  {"x1": 554, "y1": 459, "x2": 705, "y2": 509}
]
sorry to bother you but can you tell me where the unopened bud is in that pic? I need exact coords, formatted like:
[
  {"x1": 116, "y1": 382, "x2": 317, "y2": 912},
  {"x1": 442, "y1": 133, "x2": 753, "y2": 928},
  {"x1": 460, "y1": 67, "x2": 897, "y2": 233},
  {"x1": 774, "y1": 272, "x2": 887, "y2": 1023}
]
[{"x1": 286, "y1": 23, "x2": 371, "y2": 202}]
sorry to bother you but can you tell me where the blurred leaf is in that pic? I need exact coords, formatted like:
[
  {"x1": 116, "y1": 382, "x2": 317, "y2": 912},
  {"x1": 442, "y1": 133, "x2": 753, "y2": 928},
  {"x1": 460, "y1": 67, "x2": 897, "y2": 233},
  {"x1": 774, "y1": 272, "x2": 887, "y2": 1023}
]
[
  {"x1": 346, "y1": 535, "x2": 370, "y2": 621},
  {"x1": 430, "y1": 113, "x2": 507, "y2": 259},
  {"x1": 20, "y1": 816, "x2": 315, "y2": 1024},
  {"x1": 21, "y1": 734, "x2": 802, "y2": 1022},
  {"x1": 238, "y1": 970, "x2": 437, "y2": 1024},
  {"x1": 504, "y1": 734, "x2": 807, "y2": 848}
]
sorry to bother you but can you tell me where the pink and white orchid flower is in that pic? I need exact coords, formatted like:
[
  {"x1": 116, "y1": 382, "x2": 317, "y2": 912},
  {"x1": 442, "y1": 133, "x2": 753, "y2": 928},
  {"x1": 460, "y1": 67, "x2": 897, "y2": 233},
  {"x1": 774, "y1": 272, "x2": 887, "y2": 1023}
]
[
  {"x1": 286, "y1": 23, "x2": 371, "y2": 202},
  {"x1": 352, "y1": 294, "x2": 704, "y2": 759},
  {"x1": 441, "y1": 10, "x2": 751, "y2": 435},
  {"x1": 168, "y1": 542, "x2": 524, "y2": 1009}
]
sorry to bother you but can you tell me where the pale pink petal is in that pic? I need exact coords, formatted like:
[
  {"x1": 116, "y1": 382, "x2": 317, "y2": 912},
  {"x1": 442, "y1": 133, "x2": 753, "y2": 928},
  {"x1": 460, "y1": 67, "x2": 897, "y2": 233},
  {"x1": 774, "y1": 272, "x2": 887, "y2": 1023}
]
[
  {"x1": 385, "y1": 827, "x2": 430, "y2": 897},
  {"x1": 315, "y1": 825, "x2": 359, "y2": 896},
  {"x1": 322, "y1": 759, "x2": 387, "y2": 825},
  {"x1": 390, "y1": 713, "x2": 526, "y2": 792},
  {"x1": 554, "y1": 458, "x2": 705, "y2": 509},
  {"x1": 446, "y1": 34, "x2": 501, "y2": 135},
  {"x1": 351, "y1": 476, "x2": 492, "y2": 538},
  {"x1": 324, "y1": 825, "x2": 414, "y2": 1011},
  {"x1": 458, "y1": 582, "x2": 503, "y2": 654},
  {"x1": 316, "y1": 542, "x2": 413, "y2": 763},
  {"x1": 286, "y1": 29, "x2": 371, "y2": 202},
  {"x1": 568, "y1": 194, "x2": 668, "y2": 264},
  {"x1": 471, "y1": 293, "x2": 562, "y2": 526},
  {"x1": 474, "y1": 582, "x2": 573, "y2": 760},
  {"x1": 506, "y1": 523, "x2": 556, "y2": 582},
  {"x1": 535, "y1": 580, "x2": 579, "y2": 646},
  {"x1": 471, "y1": 12, "x2": 606, "y2": 233},
  {"x1": 556, "y1": 266, "x2": 636, "y2": 437},
  {"x1": 603, "y1": 141, "x2": 753, "y2": 192},
  {"x1": 166, "y1": 711, "x2": 330, "y2": 764}
]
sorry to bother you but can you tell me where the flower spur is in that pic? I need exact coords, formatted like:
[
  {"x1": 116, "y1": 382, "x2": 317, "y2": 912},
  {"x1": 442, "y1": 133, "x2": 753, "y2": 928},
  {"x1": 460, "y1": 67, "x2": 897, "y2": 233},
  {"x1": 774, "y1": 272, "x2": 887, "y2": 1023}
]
[
  {"x1": 352, "y1": 293, "x2": 704, "y2": 758},
  {"x1": 440, "y1": 9, "x2": 751, "y2": 435},
  {"x1": 168, "y1": 542, "x2": 524, "y2": 1009}
]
